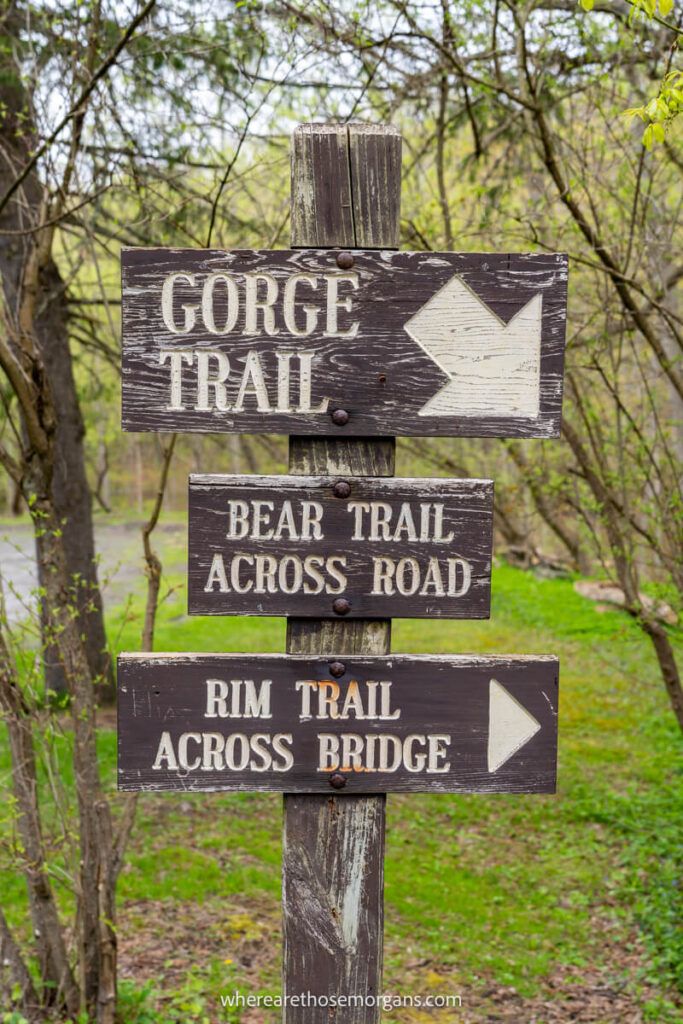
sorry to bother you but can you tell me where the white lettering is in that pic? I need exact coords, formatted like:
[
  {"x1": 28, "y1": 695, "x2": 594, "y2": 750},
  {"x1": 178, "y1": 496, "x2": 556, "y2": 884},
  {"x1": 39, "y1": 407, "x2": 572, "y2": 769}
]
[
  {"x1": 419, "y1": 557, "x2": 445, "y2": 597},
  {"x1": 317, "y1": 733, "x2": 339, "y2": 771},
  {"x1": 178, "y1": 732, "x2": 202, "y2": 770},
  {"x1": 325, "y1": 273, "x2": 359, "y2": 337},
  {"x1": 204, "y1": 553, "x2": 229, "y2": 592},
  {"x1": 205, "y1": 678, "x2": 229, "y2": 717},
  {"x1": 276, "y1": 351, "x2": 292, "y2": 411},
  {"x1": 195, "y1": 351, "x2": 230, "y2": 412},
  {"x1": 448, "y1": 558, "x2": 472, "y2": 597},
  {"x1": 296, "y1": 680, "x2": 317, "y2": 719},
  {"x1": 233, "y1": 351, "x2": 272, "y2": 412},
  {"x1": 244, "y1": 273, "x2": 279, "y2": 336},
  {"x1": 161, "y1": 273, "x2": 198, "y2": 334},
  {"x1": 227, "y1": 500, "x2": 250, "y2": 540},
  {"x1": 283, "y1": 273, "x2": 319, "y2": 335},
  {"x1": 159, "y1": 349, "x2": 193, "y2": 410},
  {"x1": 427, "y1": 734, "x2": 451, "y2": 772},
  {"x1": 202, "y1": 273, "x2": 239, "y2": 335},
  {"x1": 371, "y1": 556, "x2": 395, "y2": 596},
  {"x1": 152, "y1": 731, "x2": 178, "y2": 770},
  {"x1": 296, "y1": 352, "x2": 329, "y2": 413}
]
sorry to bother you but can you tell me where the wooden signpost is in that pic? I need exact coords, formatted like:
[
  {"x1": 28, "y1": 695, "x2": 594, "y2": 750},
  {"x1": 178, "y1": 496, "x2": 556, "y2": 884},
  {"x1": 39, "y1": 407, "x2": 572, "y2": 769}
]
[
  {"x1": 118, "y1": 121, "x2": 568, "y2": 1023},
  {"x1": 188, "y1": 474, "x2": 493, "y2": 619},
  {"x1": 117, "y1": 653, "x2": 558, "y2": 794}
]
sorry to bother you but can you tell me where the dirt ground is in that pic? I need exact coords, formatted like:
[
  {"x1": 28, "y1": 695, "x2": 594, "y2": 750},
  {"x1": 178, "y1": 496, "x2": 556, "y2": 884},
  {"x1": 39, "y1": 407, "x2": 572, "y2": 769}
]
[{"x1": 117, "y1": 892, "x2": 668, "y2": 1023}]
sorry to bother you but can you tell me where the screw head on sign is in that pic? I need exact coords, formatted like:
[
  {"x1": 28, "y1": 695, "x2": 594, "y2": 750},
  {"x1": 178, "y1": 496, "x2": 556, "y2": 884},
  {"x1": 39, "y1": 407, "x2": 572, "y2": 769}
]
[
  {"x1": 336, "y1": 251, "x2": 355, "y2": 270},
  {"x1": 331, "y1": 408, "x2": 350, "y2": 426},
  {"x1": 329, "y1": 660, "x2": 346, "y2": 678},
  {"x1": 332, "y1": 598, "x2": 351, "y2": 616},
  {"x1": 329, "y1": 773, "x2": 347, "y2": 789},
  {"x1": 333, "y1": 480, "x2": 351, "y2": 499}
]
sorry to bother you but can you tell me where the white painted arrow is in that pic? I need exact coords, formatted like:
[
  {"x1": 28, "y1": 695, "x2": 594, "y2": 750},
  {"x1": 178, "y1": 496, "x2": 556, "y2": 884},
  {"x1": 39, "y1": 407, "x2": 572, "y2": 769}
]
[
  {"x1": 404, "y1": 275, "x2": 542, "y2": 418},
  {"x1": 487, "y1": 679, "x2": 541, "y2": 773}
]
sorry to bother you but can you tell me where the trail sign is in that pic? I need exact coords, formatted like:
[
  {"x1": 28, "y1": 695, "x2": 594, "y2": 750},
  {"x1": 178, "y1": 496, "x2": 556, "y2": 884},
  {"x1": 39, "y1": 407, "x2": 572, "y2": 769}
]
[
  {"x1": 117, "y1": 653, "x2": 559, "y2": 794},
  {"x1": 121, "y1": 248, "x2": 567, "y2": 438},
  {"x1": 188, "y1": 474, "x2": 493, "y2": 619},
  {"x1": 117, "y1": 122, "x2": 567, "y2": 1023}
]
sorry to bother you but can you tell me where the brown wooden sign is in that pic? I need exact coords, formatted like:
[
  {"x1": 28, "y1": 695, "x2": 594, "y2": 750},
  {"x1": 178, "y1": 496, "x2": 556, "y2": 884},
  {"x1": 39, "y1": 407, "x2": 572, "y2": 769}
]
[
  {"x1": 117, "y1": 653, "x2": 559, "y2": 794},
  {"x1": 188, "y1": 474, "x2": 493, "y2": 620},
  {"x1": 121, "y1": 248, "x2": 567, "y2": 438}
]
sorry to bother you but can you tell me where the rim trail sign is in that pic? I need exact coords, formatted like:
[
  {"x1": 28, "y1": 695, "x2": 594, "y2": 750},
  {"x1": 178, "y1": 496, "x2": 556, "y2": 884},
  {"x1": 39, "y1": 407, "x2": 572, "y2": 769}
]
[
  {"x1": 117, "y1": 653, "x2": 558, "y2": 794},
  {"x1": 118, "y1": 121, "x2": 567, "y2": 1023}
]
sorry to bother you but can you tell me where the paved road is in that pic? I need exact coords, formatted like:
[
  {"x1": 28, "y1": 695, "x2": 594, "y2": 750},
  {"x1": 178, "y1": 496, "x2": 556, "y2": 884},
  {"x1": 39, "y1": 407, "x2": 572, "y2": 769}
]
[{"x1": 0, "y1": 521, "x2": 186, "y2": 624}]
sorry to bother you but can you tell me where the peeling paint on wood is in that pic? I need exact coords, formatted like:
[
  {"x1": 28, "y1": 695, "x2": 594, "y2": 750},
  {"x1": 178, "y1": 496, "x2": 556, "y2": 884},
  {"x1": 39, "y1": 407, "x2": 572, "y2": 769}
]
[
  {"x1": 116, "y1": 653, "x2": 559, "y2": 794},
  {"x1": 282, "y1": 122, "x2": 398, "y2": 1024},
  {"x1": 120, "y1": 248, "x2": 567, "y2": 438},
  {"x1": 282, "y1": 792, "x2": 385, "y2": 1013}
]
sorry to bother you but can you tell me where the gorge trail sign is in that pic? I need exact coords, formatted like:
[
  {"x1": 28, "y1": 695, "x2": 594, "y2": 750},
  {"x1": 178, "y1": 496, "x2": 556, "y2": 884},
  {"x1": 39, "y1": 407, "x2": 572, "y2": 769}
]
[
  {"x1": 188, "y1": 474, "x2": 493, "y2": 619},
  {"x1": 121, "y1": 248, "x2": 568, "y2": 438},
  {"x1": 117, "y1": 653, "x2": 559, "y2": 795}
]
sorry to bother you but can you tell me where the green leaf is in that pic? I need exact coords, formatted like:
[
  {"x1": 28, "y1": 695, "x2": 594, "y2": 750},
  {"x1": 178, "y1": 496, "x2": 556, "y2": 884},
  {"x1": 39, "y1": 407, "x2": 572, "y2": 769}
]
[
  {"x1": 579, "y1": 0, "x2": 594, "y2": 9},
  {"x1": 642, "y1": 123, "x2": 654, "y2": 149},
  {"x1": 659, "y1": 0, "x2": 674, "y2": 15}
]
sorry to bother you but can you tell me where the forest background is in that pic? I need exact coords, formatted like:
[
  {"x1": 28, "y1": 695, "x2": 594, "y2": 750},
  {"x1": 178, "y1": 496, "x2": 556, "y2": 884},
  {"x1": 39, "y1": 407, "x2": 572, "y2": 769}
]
[{"x1": 0, "y1": 1, "x2": 681, "y2": 1022}]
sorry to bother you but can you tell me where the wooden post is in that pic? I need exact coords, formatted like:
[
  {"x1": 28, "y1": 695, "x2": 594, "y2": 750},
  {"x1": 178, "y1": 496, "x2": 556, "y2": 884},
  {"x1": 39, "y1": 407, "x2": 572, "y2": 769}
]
[{"x1": 283, "y1": 123, "x2": 401, "y2": 1022}]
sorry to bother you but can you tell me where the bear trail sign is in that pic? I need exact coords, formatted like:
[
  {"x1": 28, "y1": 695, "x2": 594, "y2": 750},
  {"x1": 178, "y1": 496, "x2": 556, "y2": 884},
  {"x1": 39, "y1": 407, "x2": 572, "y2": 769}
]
[{"x1": 188, "y1": 474, "x2": 494, "y2": 619}]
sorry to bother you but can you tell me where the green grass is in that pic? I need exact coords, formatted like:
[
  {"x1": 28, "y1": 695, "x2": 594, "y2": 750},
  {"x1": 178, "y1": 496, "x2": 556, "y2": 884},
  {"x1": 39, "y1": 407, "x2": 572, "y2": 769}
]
[{"x1": 1, "y1": 560, "x2": 682, "y2": 1022}]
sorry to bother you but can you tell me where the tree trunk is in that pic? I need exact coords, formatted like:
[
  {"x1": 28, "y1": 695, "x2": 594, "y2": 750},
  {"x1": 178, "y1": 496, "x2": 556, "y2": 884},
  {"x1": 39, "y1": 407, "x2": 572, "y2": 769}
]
[
  {"x1": 32, "y1": 260, "x2": 113, "y2": 700},
  {"x1": 29, "y1": 489, "x2": 116, "y2": 1021},
  {"x1": 0, "y1": 26, "x2": 113, "y2": 701},
  {"x1": 0, "y1": 906, "x2": 41, "y2": 1023},
  {"x1": 563, "y1": 420, "x2": 683, "y2": 732},
  {"x1": 639, "y1": 614, "x2": 683, "y2": 732},
  {"x1": 505, "y1": 441, "x2": 591, "y2": 573},
  {"x1": 0, "y1": 25, "x2": 119, "y2": 1019},
  {"x1": 0, "y1": 628, "x2": 79, "y2": 1014}
]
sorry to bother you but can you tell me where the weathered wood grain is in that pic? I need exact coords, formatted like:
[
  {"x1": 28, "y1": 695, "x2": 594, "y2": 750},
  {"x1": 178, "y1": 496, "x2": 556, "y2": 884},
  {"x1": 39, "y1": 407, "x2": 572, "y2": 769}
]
[
  {"x1": 282, "y1": 792, "x2": 385, "y2": 1016},
  {"x1": 188, "y1": 474, "x2": 493, "y2": 619},
  {"x1": 283, "y1": 122, "x2": 398, "y2": 1024},
  {"x1": 289, "y1": 436, "x2": 395, "y2": 477},
  {"x1": 290, "y1": 122, "x2": 401, "y2": 249},
  {"x1": 116, "y1": 653, "x2": 560, "y2": 794},
  {"x1": 120, "y1": 247, "x2": 568, "y2": 438}
]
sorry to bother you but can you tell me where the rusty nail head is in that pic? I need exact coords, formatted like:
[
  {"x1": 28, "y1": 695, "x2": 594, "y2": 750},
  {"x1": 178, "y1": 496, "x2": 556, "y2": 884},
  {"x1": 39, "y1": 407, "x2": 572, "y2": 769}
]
[
  {"x1": 331, "y1": 408, "x2": 349, "y2": 426},
  {"x1": 336, "y1": 251, "x2": 354, "y2": 270},
  {"x1": 329, "y1": 660, "x2": 346, "y2": 678},
  {"x1": 333, "y1": 479, "x2": 351, "y2": 499},
  {"x1": 333, "y1": 598, "x2": 351, "y2": 616},
  {"x1": 329, "y1": 772, "x2": 347, "y2": 789}
]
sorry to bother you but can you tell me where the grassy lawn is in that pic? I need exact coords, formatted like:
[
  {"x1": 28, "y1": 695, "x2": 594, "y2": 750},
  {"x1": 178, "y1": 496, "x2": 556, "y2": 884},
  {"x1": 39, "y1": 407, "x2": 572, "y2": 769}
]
[{"x1": 1, "y1": 558, "x2": 682, "y2": 1021}]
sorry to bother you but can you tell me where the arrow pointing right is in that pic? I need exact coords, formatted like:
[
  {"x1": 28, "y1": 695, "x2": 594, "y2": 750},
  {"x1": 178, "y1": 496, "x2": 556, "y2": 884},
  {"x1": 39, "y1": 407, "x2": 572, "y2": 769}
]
[{"x1": 487, "y1": 678, "x2": 541, "y2": 773}]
